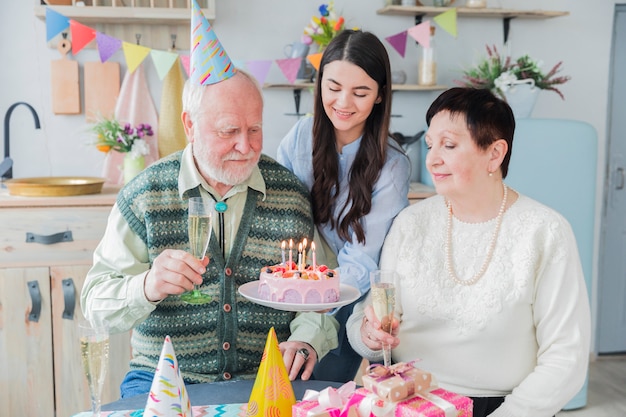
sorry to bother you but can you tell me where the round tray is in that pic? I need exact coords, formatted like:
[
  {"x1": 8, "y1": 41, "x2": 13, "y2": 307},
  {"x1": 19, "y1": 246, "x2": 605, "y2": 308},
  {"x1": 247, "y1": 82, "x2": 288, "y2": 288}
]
[{"x1": 3, "y1": 176, "x2": 106, "y2": 197}]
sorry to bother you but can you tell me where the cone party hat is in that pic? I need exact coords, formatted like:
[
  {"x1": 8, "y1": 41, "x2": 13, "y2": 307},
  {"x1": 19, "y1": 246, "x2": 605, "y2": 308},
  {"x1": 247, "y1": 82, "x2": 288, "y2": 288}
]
[
  {"x1": 144, "y1": 336, "x2": 193, "y2": 417},
  {"x1": 247, "y1": 327, "x2": 296, "y2": 417},
  {"x1": 190, "y1": 0, "x2": 236, "y2": 85}
]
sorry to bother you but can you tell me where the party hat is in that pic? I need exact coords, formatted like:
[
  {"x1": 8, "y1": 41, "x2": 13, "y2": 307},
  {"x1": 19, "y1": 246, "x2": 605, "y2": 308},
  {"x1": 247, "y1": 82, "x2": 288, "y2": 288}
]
[
  {"x1": 190, "y1": 0, "x2": 236, "y2": 85},
  {"x1": 144, "y1": 336, "x2": 193, "y2": 417},
  {"x1": 247, "y1": 328, "x2": 296, "y2": 417}
]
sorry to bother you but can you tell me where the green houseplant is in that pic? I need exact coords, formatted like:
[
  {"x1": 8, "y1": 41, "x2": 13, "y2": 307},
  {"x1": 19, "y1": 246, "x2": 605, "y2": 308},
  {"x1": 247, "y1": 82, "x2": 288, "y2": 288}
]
[{"x1": 457, "y1": 44, "x2": 571, "y2": 100}]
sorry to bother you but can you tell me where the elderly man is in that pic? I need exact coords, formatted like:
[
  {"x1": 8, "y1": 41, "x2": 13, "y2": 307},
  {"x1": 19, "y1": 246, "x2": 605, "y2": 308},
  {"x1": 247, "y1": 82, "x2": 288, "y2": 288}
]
[{"x1": 81, "y1": 68, "x2": 339, "y2": 398}]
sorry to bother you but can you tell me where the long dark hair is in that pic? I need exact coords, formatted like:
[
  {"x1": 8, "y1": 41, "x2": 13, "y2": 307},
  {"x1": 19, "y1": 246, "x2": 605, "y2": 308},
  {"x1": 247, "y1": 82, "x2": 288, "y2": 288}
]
[{"x1": 311, "y1": 29, "x2": 392, "y2": 244}]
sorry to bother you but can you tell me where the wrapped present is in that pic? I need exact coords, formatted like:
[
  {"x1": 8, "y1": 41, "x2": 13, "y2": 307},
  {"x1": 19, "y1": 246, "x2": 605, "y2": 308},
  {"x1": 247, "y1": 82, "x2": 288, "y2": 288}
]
[
  {"x1": 293, "y1": 381, "x2": 357, "y2": 417},
  {"x1": 350, "y1": 386, "x2": 473, "y2": 417},
  {"x1": 361, "y1": 362, "x2": 433, "y2": 402}
]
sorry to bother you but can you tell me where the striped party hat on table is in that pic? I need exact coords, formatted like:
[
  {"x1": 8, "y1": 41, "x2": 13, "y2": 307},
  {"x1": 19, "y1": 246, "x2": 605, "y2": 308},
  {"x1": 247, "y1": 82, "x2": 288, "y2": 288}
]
[{"x1": 190, "y1": 0, "x2": 236, "y2": 85}]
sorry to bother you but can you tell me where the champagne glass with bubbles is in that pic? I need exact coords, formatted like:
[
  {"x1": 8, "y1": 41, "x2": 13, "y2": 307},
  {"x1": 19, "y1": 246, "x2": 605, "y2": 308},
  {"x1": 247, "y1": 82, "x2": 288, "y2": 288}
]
[
  {"x1": 79, "y1": 320, "x2": 109, "y2": 417},
  {"x1": 180, "y1": 197, "x2": 214, "y2": 305},
  {"x1": 370, "y1": 270, "x2": 397, "y2": 367}
]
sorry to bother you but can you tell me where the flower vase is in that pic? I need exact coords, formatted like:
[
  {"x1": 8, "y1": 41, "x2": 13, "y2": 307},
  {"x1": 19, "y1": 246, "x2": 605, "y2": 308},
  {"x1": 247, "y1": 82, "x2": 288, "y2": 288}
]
[
  {"x1": 502, "y1": 79, "x2": 540, "y2": 119},
  {"x1": 123, "y1": 154, "x2": 145, "y2": 184}
]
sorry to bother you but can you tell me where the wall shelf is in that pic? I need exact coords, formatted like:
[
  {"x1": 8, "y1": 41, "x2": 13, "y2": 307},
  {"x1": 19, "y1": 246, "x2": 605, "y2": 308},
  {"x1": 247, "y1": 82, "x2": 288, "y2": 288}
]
[
  {"x1": 376, "y1": 5, "x2": 569, "y2": 19},
  {"x1": 264, "y1": 83, "x2": 447, "y2": 116}
]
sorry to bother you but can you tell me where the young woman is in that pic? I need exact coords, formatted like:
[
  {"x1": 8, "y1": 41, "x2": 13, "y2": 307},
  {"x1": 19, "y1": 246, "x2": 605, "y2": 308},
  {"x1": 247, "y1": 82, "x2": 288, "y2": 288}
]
[{"x1": 277, "y1": 29, "x2": 411, "y2": 382}]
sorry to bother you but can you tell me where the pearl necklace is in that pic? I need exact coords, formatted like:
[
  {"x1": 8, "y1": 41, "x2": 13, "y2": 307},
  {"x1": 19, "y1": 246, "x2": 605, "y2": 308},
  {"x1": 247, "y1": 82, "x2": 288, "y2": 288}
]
[{"x1": 445, "y1": 182, "x2": 508, "y2": 286}]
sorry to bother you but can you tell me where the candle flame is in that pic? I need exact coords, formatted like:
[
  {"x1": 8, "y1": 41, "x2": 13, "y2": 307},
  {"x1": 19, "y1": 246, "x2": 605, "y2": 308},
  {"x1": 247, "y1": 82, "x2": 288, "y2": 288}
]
[
  {"x1": 289, "y1": 238, "x2": 293, "y2": 249},
  {"x1": 302, "y1": 238, "x2": 308, "y2": 250},
  {"x1": 298, "y1": 243, "x2": 303, "y2": 252},
  {"x1": 311, "y1": 242, "x2": 316, "y2": 251},
  {"x1": 281, "y1": 240, "x2": 286, "y2": 249}
]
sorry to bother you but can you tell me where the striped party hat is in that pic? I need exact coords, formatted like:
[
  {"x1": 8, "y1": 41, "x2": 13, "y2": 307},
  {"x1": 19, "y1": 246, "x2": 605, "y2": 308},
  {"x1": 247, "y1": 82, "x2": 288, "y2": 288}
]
[{"x1": 190, "y1": 0, "x2": 236, "y2": 85}]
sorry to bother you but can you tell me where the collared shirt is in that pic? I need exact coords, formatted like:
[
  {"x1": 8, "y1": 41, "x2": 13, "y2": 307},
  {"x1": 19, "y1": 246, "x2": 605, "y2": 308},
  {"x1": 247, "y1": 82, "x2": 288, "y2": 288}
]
[{"x1": 277, "y1": 116, "x2": 411, "y2": 295}]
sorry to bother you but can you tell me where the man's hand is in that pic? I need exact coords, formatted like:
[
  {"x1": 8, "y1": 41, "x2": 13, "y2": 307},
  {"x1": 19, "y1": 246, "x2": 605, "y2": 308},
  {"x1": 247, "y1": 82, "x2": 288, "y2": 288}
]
[
  {"x1": 143, "y1": 249, "x2": 209, "y2": 302},
  {"x1": 279, "y1": 341, "x2": 317, "y2": 381}
]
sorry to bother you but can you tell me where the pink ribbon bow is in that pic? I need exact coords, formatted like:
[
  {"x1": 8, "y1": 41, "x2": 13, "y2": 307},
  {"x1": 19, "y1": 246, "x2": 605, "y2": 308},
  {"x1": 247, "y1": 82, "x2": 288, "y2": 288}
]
[{"x1": 302, "y1": 381, "x2": 357, "y2": 417}]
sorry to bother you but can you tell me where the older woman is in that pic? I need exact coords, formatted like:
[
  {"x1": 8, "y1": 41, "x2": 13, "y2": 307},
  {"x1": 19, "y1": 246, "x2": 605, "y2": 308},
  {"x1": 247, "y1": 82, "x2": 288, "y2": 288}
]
[{"x1": 346, "y1": 88, "x2": 590, "y2": 417}]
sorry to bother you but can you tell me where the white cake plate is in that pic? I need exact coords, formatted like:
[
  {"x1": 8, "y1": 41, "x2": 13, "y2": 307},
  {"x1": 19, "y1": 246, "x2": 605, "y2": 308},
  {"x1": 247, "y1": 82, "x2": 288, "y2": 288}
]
[{"x1": 238, "y1": 281, "x2": 360, "y2": 312}]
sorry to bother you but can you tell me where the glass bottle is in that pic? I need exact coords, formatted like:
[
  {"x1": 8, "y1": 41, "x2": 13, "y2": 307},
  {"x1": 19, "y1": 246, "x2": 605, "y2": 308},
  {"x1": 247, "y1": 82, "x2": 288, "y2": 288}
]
[{"x1": 418, "y1": 26, "x2": 437, "y2": 86}]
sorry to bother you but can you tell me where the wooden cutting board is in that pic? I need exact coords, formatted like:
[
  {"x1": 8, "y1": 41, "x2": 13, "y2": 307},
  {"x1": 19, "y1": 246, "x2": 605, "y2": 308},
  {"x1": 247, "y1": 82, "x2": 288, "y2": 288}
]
[
  {"x1": 50, "y1": 38, "x2": 80, "y2": 115},
  {"x1": 84, "y1": 61, "x2": 120, "y2": 122}
]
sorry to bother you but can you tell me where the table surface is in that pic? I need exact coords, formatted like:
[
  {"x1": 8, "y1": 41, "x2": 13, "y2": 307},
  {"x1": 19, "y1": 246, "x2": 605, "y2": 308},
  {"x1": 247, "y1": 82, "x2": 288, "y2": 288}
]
[{"x1": 102, "y1": 379, "x2": 343, "y2": 411}]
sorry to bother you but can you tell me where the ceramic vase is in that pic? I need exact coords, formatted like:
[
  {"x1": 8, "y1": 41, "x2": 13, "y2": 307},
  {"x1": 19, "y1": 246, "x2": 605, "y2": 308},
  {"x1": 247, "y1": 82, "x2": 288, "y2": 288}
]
[
  {"x1": 502, "y1": 79, "x2": 540, "y2": 119},
  {"x1": 123, "y1": 153, "x2": 145, "y2": 184}
]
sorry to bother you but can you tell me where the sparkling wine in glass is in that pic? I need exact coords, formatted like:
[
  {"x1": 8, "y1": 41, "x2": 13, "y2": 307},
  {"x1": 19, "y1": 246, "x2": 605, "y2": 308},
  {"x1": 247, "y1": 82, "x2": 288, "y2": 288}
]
[
  {"x1": 79, "y1": 320, "x2": 110, "y2": 417},
  {"x1": 370, "y1": 270, "x2": 397, "y2": 367},
  {"x1": 180, "y1": 197, "x2": 214, "y2": 305}
]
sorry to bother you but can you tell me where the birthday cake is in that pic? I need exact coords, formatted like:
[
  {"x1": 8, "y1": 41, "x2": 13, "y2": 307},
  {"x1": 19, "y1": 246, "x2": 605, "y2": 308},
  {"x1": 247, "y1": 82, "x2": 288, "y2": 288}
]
[{"x1": 258, "y1": 263, "x2": 340, "y2": 304}]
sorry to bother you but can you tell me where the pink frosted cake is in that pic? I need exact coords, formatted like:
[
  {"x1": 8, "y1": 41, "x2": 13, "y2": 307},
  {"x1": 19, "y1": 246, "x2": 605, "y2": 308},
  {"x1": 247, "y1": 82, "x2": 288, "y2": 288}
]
[{"x1": 258, "y1": 263, "x2": 340, "y2": 304}]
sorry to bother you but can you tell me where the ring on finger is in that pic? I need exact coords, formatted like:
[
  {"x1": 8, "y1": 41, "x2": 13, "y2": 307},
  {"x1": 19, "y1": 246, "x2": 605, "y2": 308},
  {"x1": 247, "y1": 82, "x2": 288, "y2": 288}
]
[{"x1": 297, "y1": 347, "x2": 310, "y2": 361}]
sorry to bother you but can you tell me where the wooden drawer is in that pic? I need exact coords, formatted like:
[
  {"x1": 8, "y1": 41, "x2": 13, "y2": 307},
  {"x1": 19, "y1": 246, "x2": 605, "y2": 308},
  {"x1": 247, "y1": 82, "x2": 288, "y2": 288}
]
[{"x1": 0, "y1": 206, "x2": 110, "y2": 267}]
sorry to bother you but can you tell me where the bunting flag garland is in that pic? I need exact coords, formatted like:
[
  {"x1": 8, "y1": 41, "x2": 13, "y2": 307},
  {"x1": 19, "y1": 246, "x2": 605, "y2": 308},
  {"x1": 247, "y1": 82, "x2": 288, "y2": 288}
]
[
  {"x1": 407, "y1": 21, "x2": 432, "y2": 48},
  {"x1": 43, "y1": 7, "x2": 458, "y2": 86},
  {"x1": 307, "y1": 52, "x2": 323, "y2": 72},
  {"x1": 96, "y1": 32, "x2": 122, "y2": 63},
  {"x1": 151, "y1": 49, "x2": 180, "y2": 80},
  {"x1": 385, "y1": 31, "x2": 409, "y2": 57},
  {"x1": 246, "y1": 60, "x2": 273, "y2": 86},
  {"x1": 180, "y1": 54, "x2": 191, "y2": 77},
  {"x1": 122, "y1": 42, "x2": 152, "y2": 73},
  {"x1": 275, "y1": 57, "x2": 303, "y2": 85},
  {"x1": 434, "y1": 8, "x2": 458, "y2": 38},
  {"x1": 45, "y1": 8, "x2": 69, "y2": 42},
  {"x1": 69, "y1": 20, "x2": 96, "y2": 55}
]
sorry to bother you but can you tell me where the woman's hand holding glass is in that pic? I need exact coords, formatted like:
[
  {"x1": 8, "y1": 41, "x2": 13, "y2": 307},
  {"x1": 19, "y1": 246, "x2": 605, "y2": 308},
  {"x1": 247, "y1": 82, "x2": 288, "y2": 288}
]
[{"x1": 365, "y1": 270, "x2": 400, "y2": 366}]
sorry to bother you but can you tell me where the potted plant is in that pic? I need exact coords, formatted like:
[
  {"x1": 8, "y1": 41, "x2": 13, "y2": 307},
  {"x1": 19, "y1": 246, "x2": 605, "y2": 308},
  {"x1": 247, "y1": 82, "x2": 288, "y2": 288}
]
[
  {"x1": 456, "y1": 45, "x2": 571, "y2": 117},
  {"x1": 91, "y1": 117, "x2": 154, "y2": 183}
]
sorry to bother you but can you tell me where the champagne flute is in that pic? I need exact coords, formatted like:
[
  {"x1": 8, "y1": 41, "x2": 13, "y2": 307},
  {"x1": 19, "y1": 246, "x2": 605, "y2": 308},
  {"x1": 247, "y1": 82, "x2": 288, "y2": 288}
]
[
  {"x1": 370, "y1": 270, "x2": 397, "y2": 367},
  {"x1": 79, "y1": 320, "x2": 110, "y2": 417},
  {"x1": 180, "y1": 197, "x2": 214, "y2": 305}
]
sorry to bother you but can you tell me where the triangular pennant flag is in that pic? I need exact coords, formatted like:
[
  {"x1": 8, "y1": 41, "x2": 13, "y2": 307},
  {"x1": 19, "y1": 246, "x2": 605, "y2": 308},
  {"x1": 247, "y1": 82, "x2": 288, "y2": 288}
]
[
  {"x1": 247, "y1": 328, "x2": 295, "y2": 417},
  {"x1": 158, "y1": 58, "x2": 187, "y2": 157},
  {"x1": 144, "y1": 336, "x2": 192, "y2": 417},
  {"x1": 246, "y1": 60, "x2": 273, "y2": 86},
  {"x1": 180, "y1": 54, "x2": 191, "y2": 77},
  {"x1": 69, "y1": 20, "x2": 96, "y2": 55},
  {"x1": 122, "y1": 41, "x2": 151, "y2": 73},
  {"x1": 307, "y1": 52, "x2": 323, "y2": 72},
  {"x1": 45, "y1": 8, "x2": 70, "y2": 42},
  {"x1": 96, "y1": 32, "x2": 122, "y2": 63},
  {"x1": 385, "y1": 31, "x2": 409, "y2": 58},
  {"x1": 190, "y1": 0, "x2": 236, "y2": 85},
  {"x1": 151, "y1": 49, "x2": 179, "y2": 80},
  {"x1": 276, "y1": 58, "x2": 302, "y2": 84},
  {"x1": 434, "y1": 8, "x2": 458, "y2": 38},
  {"x1": 407, "y1": 21, "x2": 431, "y2": 48}
]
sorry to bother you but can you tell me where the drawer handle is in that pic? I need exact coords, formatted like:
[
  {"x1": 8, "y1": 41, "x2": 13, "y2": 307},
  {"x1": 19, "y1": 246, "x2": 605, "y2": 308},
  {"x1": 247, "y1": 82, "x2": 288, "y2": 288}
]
[
  {"x1": 62, "y1": 278, "x2": 76, "y2": 320},
  {"x1": 27, "y1": 280, "x2": 42, "y2": 322},
  {"x1": 25, "y1": 230, "x2": 73, "y2": 245}
]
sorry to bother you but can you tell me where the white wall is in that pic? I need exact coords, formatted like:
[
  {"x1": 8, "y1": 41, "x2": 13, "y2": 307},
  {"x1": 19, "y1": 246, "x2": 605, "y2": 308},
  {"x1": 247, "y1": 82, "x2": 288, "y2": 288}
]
[{"x1": 1, "y1": 0, "x2": 618, "y2": 350}]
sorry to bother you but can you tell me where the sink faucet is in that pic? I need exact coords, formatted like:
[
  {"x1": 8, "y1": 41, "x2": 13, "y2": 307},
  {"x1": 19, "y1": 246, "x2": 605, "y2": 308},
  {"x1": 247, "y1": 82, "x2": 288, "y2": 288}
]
[{"x1": 1, "y1": 101, "x2": 41, "y2": 180}]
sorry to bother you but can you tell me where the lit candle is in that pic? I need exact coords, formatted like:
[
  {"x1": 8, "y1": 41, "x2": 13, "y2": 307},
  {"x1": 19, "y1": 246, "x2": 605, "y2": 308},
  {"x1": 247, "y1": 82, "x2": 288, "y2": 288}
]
[
  {"x1": 281, "y1": 240, "x2": 286, "y2": 266},
  {"x1": 311, "y1": 241, "x2": 317, "y2": 271},
  {"x1": 289, "y1": 239, "x2": 293, "y2": 270},
  {"x1": 298, "y1": 243, "x2": 303, "y2": 271},
  {"x1": 302, "y1": 238, "x2": 308, "y2": 268}
]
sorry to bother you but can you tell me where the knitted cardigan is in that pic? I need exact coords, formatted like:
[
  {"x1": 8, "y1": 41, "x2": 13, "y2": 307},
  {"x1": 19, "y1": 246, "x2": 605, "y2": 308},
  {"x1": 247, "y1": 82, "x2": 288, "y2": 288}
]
[{"x1": 116, "y1": 151, "x2": 314, "y2": 383}]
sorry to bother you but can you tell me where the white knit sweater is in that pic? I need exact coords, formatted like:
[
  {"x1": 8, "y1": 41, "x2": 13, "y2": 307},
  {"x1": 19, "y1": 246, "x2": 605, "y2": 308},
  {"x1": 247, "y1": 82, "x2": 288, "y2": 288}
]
[{"x1": 347, "y1": 193, "x2": 590, "y2": 417}]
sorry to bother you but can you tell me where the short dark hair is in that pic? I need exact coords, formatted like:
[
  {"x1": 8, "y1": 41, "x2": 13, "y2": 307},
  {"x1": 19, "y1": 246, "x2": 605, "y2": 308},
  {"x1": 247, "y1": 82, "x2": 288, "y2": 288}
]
[{"x1": 426, "y1": 87, "x2": 515, "y2": 178}]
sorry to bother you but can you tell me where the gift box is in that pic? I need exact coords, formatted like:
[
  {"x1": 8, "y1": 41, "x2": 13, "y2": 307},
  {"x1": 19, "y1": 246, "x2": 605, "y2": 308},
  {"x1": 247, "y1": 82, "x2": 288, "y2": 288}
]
[
  {"x1": 361, "y1": 362, "x2": 433, "y2": 402},
  {"x1": 350, "y1": 386, "x2": 473, "y2": 417},
  {"x1": 293, "y1": 382, "x2": 357, "y2": 417}
]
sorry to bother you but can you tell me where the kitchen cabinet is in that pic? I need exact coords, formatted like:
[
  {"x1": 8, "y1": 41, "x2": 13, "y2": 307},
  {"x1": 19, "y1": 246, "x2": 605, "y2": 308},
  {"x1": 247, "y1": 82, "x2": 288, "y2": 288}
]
[{"x1": 0, "y1": 186, "x2": 131, "y2": 417}]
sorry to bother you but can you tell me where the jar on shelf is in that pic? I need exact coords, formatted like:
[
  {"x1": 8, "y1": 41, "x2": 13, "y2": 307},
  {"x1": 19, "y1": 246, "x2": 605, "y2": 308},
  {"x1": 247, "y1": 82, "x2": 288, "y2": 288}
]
[{"x1": 418, "y1": 26, "x2": 437, "y2": 86}]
